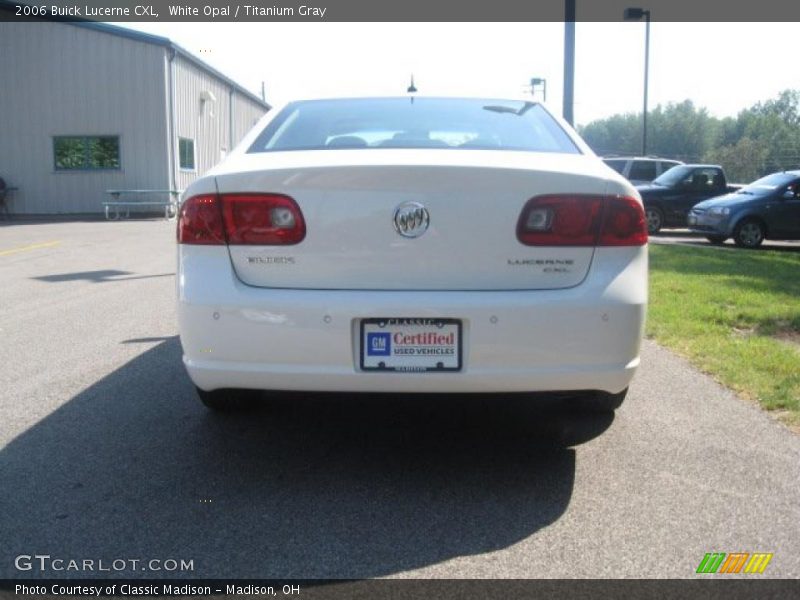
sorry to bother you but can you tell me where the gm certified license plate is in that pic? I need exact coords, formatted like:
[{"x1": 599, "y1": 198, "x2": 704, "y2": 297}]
[{"x1": 360, "y1": 318, "x2": 462, "y2": 372}]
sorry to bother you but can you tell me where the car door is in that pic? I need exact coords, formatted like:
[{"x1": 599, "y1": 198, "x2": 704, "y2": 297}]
[
  {"x1": 673, "y1": 168, "x2": 721, "y2": 223},
  {"x1": 767, "y1": 180, "x2": 800, "y2": 238},
  {"x1": 657, "y1": 169, "x2": 696, "y2": 225}
]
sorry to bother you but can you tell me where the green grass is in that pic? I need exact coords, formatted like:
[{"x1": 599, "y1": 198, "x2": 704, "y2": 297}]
[{"x1": 647, "y1": 244, "x2": 800, "y2": 426}]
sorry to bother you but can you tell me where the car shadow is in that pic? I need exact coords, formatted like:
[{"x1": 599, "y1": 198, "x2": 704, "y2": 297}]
[
  {"x1": 651, "y1": 230, "x2": 708, "y2": 239},
  {"x1": 652, "y1": 230, "x2": 800, "y2": 253},
  {"x1": 0, "y1": 337, "x2": 612, "y2": 579},
  {"x1": 33, "y1": 271, "x2": 175, "y2": 283}
]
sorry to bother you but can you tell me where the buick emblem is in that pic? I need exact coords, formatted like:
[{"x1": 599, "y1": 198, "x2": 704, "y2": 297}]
[{"x1": 393, "y1": 202, "x2": 430, "y2": 238}]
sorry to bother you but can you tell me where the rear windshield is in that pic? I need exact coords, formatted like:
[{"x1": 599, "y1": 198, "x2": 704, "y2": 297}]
[{"x1": 247, "y1": 98, "x2": 581, "y2": 154}]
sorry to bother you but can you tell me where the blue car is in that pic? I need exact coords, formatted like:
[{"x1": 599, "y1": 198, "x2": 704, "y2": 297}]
[{"x1": 688, "y1": 170, "x2": 800, "y2": 247}]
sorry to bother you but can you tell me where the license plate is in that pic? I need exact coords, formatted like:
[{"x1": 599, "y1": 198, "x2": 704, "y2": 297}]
[
  {"x1": 688, "y1": 215, "x2": 697, "y2": 225},
  {"x1": 360, "y1": 318, "x2": 462, "y2": 372}
]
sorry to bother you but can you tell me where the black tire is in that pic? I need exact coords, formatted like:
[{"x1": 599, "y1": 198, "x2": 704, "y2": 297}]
[
  {"x1": 573, "y1": 388, "x2": 628, "y2": 413},
  {"x1": 705, "y1": 235, "x2": 727, "y2": 245},
  {"x1": 196, "y1": 387, "x2": 260, "y2": 411},
  {"x1": 733, "y1": 218, "x2": 765, "y2": 248},
  {"x1": 645, "y1": 207, "x2": 664, "y2": 235}
]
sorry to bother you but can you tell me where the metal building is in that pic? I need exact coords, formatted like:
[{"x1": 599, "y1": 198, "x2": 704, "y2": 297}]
[{"x1": 0, "y1": 20, "x2": 269, "y2": 215}]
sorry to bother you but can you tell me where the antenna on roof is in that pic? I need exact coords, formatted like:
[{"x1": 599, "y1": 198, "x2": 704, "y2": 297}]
[{"x1": 407, "y1": 75, "x2": 417, "y2": 93}]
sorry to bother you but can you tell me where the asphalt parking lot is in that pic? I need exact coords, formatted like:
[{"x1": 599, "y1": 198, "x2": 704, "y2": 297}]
[{"x1": 1, "y1": 219, "x2": 799, "y2": 579}]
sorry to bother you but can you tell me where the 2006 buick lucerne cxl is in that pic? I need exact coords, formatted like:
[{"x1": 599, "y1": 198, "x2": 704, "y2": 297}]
[{"x1": 177, "y1": 96, "x2": 647, "y2": 412}]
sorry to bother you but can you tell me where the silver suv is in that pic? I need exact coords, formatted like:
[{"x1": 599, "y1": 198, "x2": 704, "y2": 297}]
[{"x1": 603, "y1": 157, "x2": 683, "y2": 185}]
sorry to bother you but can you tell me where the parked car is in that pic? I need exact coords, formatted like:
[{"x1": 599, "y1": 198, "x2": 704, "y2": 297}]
[
  {"x1": 603, "y1": 156, "x2": 683, "y2": 185},
  {"x1": 688, "y1": 170, "x2": 800, "y2": 247},
  {"x1": 177, "y1": 96, "x2": 648, "y2": 414},
  {"x1": 637, "y1": 164, "x2": 740, "y2": 234}
]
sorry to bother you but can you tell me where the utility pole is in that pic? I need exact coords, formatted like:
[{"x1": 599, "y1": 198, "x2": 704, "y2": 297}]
[
  {"x1": 563, "y1": 0, "x2": 576, "y2": 126},
  {"x1": 643, "y1": 13, "x2": 650, "y2": 155}
]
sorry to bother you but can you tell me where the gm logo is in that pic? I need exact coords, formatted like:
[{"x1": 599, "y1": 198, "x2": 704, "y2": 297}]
[
  {"x1": 696, "y1": 552, "x2": 773, "y2": 574},
  {"x1": 367, "y1": 332, "x2": 391, "y2": 356}
]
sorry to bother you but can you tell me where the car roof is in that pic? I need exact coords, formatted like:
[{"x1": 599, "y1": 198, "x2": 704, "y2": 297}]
[
  {"x1": 603, "y1": 156, "x2": 682, "y2": 161},
  {"x1": 753, "y1": 169, "x2": 800, "y2": 178},
  {"x1": 287, "y1": 94, "x2": 544, "y2": 104},
  {"x1": 675, "y1": 164, "x2": 723, "y2": 169}
]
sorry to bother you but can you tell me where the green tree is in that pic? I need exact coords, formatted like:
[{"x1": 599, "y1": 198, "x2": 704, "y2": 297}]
[
  {"x1": 703, "y1": 137, "x2": 769, "y2": 183},
  {"x1": 578, "y1": 113, "x2": 641, "y2": 156},
  {"x1": 646, "y1": 100, "x2": 721, "y2": 161},
  {"x1": 580, "y1": 89, "x2": 800, "y2": 182},
  {"x1": 706, "y1": 89, "x2": 800, "y2": 179},
  {"x1": 580, "y1": 100, "x2": 721, "y2": 160}
]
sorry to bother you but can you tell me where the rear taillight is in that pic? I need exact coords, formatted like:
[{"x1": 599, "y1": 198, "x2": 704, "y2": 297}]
[
  {"x1": 517, "y1": 195, "x2": 603, "y2": 246},
  {"x1": 516, "y1": 194, "x2": 647, "y2": 247},
  {"x1": 221, "y1": 193, "x2": 306, "y2": 245},
  {"x1": 178, "y1": 194, "x2": 225, "y2": 245},
  {"x1": 598, "y1": 195, "x2": 648, "y2": 246},
  {"x1": 178, "y1": 193, "x2": 306, "y2": 245}
]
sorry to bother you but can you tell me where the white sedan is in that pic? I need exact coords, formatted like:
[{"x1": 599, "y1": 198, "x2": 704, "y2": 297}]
[{"x1": 177, "y1": 96, "x2": 647, "y2": 412}]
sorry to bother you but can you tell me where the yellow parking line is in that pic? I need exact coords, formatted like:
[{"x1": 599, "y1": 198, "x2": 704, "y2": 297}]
[{"x1": 0, "y1": 240, "x2": 61, "y2": 257}]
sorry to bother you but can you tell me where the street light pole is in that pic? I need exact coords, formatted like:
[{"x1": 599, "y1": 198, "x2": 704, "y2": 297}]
[
  {"x1": 531, "y1": 78, "x2": 547, "y2": 102},
  {"x1": 624, "y1": 7, "x2": 651, "y2": 156}
]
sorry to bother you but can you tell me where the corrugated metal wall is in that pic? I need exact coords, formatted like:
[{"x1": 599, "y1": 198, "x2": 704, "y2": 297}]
[
  {"x1": 0, "y1": 22, "x2": 170, "y2": 214},
  {"x1": 0, "y1": 22, "x2": 268, "y2": 215},
  {"x1": 172, "y1": 55, "x2": 267, "y2": 191},
  {"x1": 232, "y1": 91, "x2": 267, "y2": 149}
]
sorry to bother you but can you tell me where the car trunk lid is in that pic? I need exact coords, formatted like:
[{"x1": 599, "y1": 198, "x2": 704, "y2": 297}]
[{"x1": 215, "y1": 150, "x2": 614, "y2": 291}]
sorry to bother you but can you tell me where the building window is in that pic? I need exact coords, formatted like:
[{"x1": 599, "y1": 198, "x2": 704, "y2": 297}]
[
  {"x1": 54, "y1": 136, "x2": 120, "y2": 170},
  {"x1": 179, "y1": 138, "x2": 195, "y2": 171}
]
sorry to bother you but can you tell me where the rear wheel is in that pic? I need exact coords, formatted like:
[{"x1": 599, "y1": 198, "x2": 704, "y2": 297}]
[
  {"x1": 733, "y1": 219, "x2": 765, "y2": 248},
  {"x1": 196, "y1": 387, "x2": 260, "y2": 411},
  {"x1": 645, "y1": 207, "x2": 664, "y2": 234},
  {"x1": 573, "y1": 388, "x2": 628, "y2": 413},
  {"x1": 705, "y1": 235, "x2": 727, "y2": 245}
]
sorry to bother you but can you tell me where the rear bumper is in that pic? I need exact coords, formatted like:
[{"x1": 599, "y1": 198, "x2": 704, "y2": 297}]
[{"x1": 178, "y1": 247, "x2": 647, "y2": 394}]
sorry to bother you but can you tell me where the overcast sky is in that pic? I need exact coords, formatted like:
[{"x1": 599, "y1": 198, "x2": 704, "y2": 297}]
[{"x1": 118, "y1": 22, "x2": 797, "y2": 126}]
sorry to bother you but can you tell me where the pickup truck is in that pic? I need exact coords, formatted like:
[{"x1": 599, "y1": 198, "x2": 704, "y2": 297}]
[{"x1": 635, "y1": 164, "x2": 741, "y2": 234}]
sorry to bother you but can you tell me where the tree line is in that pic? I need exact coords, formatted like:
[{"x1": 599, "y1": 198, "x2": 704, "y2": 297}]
[{"x1": 578, "y1": 89, "x2": 800, "y2": 183}]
